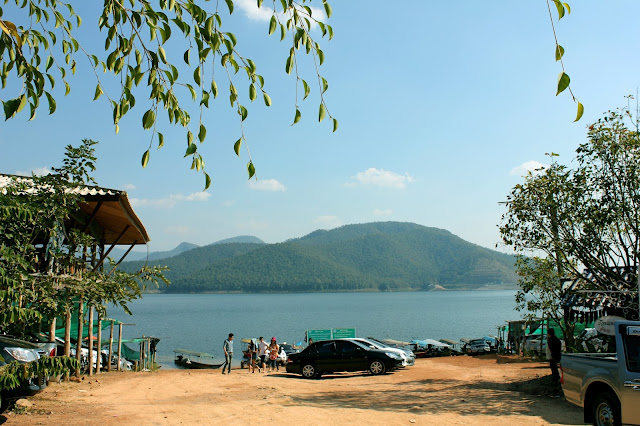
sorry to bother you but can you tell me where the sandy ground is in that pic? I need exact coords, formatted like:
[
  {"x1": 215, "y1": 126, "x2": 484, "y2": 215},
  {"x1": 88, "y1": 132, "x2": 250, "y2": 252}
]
[{"x1": 1, "y1": 355, "x2": 583, "y2": 425}]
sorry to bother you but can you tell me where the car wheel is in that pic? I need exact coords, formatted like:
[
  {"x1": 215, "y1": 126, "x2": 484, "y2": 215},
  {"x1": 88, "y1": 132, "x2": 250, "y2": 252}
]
[
  {"x1": 591, "y1": 392, "x2": 621, "y2": 426},
  {"x1": 301, "y1": 364, "x2": 317, "y2": 379},
  {"x1": 369, "y1": 360, "x2": 386, "y2": 375}
]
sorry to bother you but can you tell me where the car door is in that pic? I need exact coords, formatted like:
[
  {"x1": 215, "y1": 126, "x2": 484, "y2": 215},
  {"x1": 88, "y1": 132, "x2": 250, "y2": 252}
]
[
  {"x1": 335, "y1": 340, "x2": 367, "y2": 372},
  {"x1": 618, "y1": 323, "x2": 640, "y2": 424},
  {"x1": 314, "y1": 341, "x2": 337, "y2": 373}
]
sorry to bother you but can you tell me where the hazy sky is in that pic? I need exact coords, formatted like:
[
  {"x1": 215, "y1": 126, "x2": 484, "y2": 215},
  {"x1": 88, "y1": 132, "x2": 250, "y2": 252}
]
[{"x1": 2, "y1": 1, "x2": 640, "y2": 252}]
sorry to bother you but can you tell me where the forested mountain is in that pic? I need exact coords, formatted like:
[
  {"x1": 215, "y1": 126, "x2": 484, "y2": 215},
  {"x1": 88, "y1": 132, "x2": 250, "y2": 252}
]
[
  {"x1": 119, "y1": 222, "x2": 518, "y2": 293},
  {"x1": 112, "y1": 241, "x2": 200, "y2": 262}
]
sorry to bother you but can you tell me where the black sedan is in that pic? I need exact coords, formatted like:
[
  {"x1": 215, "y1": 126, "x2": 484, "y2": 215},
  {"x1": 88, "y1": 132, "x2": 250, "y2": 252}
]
[
  {"x1": 285, "y1": 339, "x2": 404, "y2": 378},
  {"x1": 0, "y1": 336, "x2": 48, "y2": 399}
]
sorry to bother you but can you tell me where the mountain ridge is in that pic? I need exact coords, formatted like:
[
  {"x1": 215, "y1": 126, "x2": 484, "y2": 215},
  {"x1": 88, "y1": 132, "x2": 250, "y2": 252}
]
[{"x1": 119, "y1": 222, "x2": 517, "y2": 293}]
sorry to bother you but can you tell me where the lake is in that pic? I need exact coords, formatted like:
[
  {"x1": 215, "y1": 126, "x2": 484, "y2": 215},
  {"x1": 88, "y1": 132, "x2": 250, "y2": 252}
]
[{"x1": 106, "y1": 290, "x2": 524, "y2": 368}]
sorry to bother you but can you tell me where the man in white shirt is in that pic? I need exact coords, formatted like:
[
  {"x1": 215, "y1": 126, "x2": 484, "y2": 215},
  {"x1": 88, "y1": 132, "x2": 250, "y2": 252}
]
[{"x1": 258, "y1": 336, "x2": 268, "y2": 373}]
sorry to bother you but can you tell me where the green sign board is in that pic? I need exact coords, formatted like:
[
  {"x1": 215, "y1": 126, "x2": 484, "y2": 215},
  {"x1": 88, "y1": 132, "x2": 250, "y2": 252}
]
[
  {"x1": 307, "y1": 329, "x2": 332, "y2": 342},
  {"x1": 332, "y1": 328, "x2": 356, "y2": 339},
  {"x1": 306, "y1": 328, "x2": 356, "y2": 342}
]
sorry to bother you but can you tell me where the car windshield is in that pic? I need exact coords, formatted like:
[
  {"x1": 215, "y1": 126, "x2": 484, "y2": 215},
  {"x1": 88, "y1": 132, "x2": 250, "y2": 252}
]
[
  {"x1": 366, "y1": 338, "x2": 390, "y2": 348},
  {"x1": 355, "y1": 339, "x2": 381, "y2": 349},
  {"x1": 350, "y1": 340, "x2": 372, "y2": 351}
]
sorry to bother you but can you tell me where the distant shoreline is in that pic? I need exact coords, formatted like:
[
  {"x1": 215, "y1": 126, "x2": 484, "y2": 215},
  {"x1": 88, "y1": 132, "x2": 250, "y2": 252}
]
[{"x1": 143, "y1": 285, "x2": 518, "y2": 295}]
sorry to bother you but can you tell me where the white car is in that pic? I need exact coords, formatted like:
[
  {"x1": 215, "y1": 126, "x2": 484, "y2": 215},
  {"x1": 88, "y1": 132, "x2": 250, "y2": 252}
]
[{"x1": 350, "y1": 338, "x2": 415, "y2": 366}]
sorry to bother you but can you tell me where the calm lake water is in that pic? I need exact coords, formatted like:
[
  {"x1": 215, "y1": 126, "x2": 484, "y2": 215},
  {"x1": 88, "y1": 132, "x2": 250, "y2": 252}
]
[{"x1": 106, "y1": 290, "x2": 524, "y2": 368}]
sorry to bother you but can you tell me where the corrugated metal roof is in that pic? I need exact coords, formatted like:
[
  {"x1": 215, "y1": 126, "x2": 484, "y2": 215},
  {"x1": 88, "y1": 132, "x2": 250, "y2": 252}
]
[{"x1": 0, "y1": 173, "x2": 149, "y2": 245}]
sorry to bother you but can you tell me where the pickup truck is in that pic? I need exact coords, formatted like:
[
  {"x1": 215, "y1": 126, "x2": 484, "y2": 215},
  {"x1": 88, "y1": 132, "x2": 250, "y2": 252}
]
[{"x1": 561, "y1": 320, "x2": 640, "y2": 426}]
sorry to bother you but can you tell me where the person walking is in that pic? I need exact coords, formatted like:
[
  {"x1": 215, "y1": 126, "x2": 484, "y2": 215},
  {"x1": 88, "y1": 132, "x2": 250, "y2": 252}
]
[
  {"x1": 268, "y1": 337, "x2": 280, "y2": 373},
  {"x1": 258, "y1": 336, "x2": 268, "y2": 373},
  {"x1": 248, "y1": 338, "x2": 258, "y2": 373},
  {"x1": 547, "y1": 328, "x2": 562, "y2": 384},
  {"x1": 222, "y1": 333, "x2": 234, "y2": 374}
]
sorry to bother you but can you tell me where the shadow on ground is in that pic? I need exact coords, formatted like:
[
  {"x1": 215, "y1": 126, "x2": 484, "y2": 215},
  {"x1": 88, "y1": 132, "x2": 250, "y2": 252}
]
[{"x1": 285, "y1": 374, "x2": 581, "y2": 424}]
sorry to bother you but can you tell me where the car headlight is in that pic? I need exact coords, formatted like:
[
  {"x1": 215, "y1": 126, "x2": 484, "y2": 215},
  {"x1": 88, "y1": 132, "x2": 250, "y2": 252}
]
[
  {"x1": 385, "y1": 352, "x2": 402, "y2": 360},
  {"x1": 5, "y1": 347, "x2": 38, "y2": 362}
]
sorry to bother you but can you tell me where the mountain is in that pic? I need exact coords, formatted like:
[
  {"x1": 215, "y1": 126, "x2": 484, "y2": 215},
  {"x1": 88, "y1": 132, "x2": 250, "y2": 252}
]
[
  {"x1": 119, "y1": 222, "x2": 518, "y2": 293},
  {"x1": 112, "y1": 241, "x2": 200, "y2": 262}
]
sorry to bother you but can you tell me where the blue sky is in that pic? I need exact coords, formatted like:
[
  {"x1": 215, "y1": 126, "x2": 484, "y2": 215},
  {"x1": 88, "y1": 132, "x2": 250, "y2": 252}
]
[{"x1": 2, "y1": 1, "x2": 640, "y2": 252}]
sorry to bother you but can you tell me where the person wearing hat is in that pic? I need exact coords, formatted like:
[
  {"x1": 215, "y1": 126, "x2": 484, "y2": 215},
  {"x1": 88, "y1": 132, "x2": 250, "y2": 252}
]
[
  {"x1": 221, "y1": 333, "x2": 234, "y2": 374},
  {"x1": 268, "y1": 337, "x2": 280, "y2": 373}
]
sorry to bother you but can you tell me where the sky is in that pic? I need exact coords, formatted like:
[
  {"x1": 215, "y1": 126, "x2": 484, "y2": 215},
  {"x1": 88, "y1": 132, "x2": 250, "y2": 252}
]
[{"x1": 2, "y1": 1, "x2": 640, "y2": 253}]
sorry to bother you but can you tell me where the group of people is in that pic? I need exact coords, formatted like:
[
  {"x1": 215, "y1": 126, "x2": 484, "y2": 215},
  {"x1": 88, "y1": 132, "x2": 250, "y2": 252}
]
[
  {"x1": 246, "y1": 336, "x2": 283, "y2": 373},
  {"x1": 220, "y1": 333, "x2": 283, "y2": 374}
]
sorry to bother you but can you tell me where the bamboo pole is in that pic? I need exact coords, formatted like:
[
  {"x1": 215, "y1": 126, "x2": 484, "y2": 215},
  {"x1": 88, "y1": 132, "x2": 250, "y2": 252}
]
[
  {"x1": 64, "y1": 307, "x2": 71, "y2": 357},
  {"x1": 96, "y1": 316, "x2": 102, "y2": 373},
  {"x1": 75, "y1": 298, "x2": 84, "y2": 378},
  {"x1": 108, "y1": 321, "x2": 114, "y2": 372},
  {"x1": 117, "y1": 323, "x2": 123, "y2": 372},
  {"x1": 87, "y1": 305, "x2": 94, "y2": 376}
]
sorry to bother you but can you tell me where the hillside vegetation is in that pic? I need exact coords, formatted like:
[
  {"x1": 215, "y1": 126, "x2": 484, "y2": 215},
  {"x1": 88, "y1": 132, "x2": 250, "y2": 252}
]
[{"x1": 119, "y1": 222, "x2": 517, "y2": 293}]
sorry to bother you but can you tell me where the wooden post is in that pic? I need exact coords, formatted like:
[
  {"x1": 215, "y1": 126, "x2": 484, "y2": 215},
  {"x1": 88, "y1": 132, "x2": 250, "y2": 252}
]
[
  {"x1": 117, "y1": 323, "x2": 123, "y2": 372},
  {"x1": 139, "y1": 340, "x2": 143, "y2": 371},
  {"x1": 76, "y1": 298, "x2": 84, "y2": 378},
  {"x1": 64, "y1": 306, "x2": 71, "y2": 357},
  {"x1": 108, "y1": 321, "x2": 114, "y2": 372},
  {"x1": 96, "y1": 316, "x2": 102, "y2": 373},
  {"x1": 87, "y1": 305, "x2": 94, "y2": 376},
  {"x1": 49, "y1": 318, "x2": 56, "y2": 356}
]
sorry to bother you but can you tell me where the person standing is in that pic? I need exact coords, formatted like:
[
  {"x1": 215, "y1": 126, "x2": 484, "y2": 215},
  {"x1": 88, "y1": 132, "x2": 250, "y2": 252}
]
[
  {"x1": 222, "y1": 333, "x2": 234, "y2": 374},
  {"x1": 258, "y1": 336, "x2": 268, "y2": 373},
  {"x1": 547, "y1": 328, "x2": 562, "y2": 384},
  {"x1": 268, "y1": 337, "x2": 280, "y2": 373}
]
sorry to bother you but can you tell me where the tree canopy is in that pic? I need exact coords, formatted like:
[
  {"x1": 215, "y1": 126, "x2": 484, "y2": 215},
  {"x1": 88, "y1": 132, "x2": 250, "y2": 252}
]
[
  {"x1": 0, "y1": 0, "x2": 337, "y2": 188},
  {"x1": 500, "y1": 103, "x2": 640, "y2": 342}
]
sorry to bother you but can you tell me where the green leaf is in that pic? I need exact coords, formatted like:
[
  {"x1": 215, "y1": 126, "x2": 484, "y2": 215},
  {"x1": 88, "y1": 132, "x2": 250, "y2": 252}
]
[
  {"x1": 269, "y1": 15, "x2": 277, "y2": 35},
  {"x1": 302, "y1": 79, "x2": 310, "y2": 100},
  {"x1": 184, "y1": 49, "x2": 190, "y2": 65},
  {"x1": 211, "y1": 81, "x2": 218, "y2": 98},
  {"x1": 158, "y1": 132, "x2": 165, "y2": 148},
  {"x1": 556, "y1": 72, "x2": 570, "y2": 96},
  {"x1": 574, "y1": 101, "x2": 584, "y2": 122},
  {"x1": 185, "y1": 143, "x2": 197, "y2": 157},
  {"x1": 234, "y1": 138, "x2": 242, "y2": 155},
  {"x1": 247, "y1": 161, "x2": 256, "y2": 179},
  {"x1": 280, "y1": 23, "x2": 286, "y2": 41},
  {"x1": 249, "y1": 84, "x2": 257, "y2": 101},
  {"x1": 318, "y1": 103, "x2": 326, "y2": 122},
  {"x1": 292, "y1": 108, "x2": 301, "y2": 125},
  {"x1": 555, "y1": 45, "x2": 564, "y2": 61},
  {"x1": 45, "y1": 56, "x2": 54, "y2": 71},
  {"x1": 563, "y1": 2, "x2": 571, "y2": 14},
  {"x1": 318, "y1": 49, "x2": 325, "y2": 65},
  {"x1": 158, "y1": 46, "x2": 167, "y2": 63},
  {"x1": 45, "y1": 92, "x2": 56, "y2": 114},
  {"x1": 322, "y1": 77, "x2": 329, "y2": 93},
  {"x1": 323, "y1": 1, "x2": 332, "y2": 18},
  {"x1": 93, "y1": 85, "x2": 103, "y2": 101},
  {"x1": 142, "y1": 109, "x2": 156, "y2": 129},
  {"x1": 198, "y1": 124, "x2": 206, "y2": 142},
  {"x1": 204, "y1": 172, "x2": 211, "y2": 190},
  {"x1": 239, "y1": 105, "x2": 248, "y2": 121},
  {"x1": 332, "y1": 118, "x2": 338, "y2": 132},
  {"x1": 263, "y1": 93, "x2": 272, "y2": 107},
  {"x1": 187, "y1": 130, "x2": 194, "y2": 145},
  {"x1": 285, "y1": 55, "x2": 293, "y2": 74},
  {"x1": 553, "y1": 0, "x2": 565, "y2": 19},
  {"x1": 193, "y1": 66, "x2": 201, "y2": 86},
  {"x1": 225, "y1": 0, "x2": 234, "y2": 14},
  {"x1": 141, "y1": 150, "x2": 150, "y2": 168}
]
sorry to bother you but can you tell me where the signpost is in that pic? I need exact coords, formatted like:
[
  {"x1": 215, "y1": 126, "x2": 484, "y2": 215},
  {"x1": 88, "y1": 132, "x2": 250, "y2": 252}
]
[{"x1": 306, "y1": 328, "x2": 356, "y2": 342}]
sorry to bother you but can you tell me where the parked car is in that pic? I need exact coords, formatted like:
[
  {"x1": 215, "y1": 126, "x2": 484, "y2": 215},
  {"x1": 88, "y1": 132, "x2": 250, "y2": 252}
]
[
  {"x1": 286, "y1": 338, "x2": 404, "y2": 378},
  {"x1": 354, "y1": 337, "x2": 415, "y2": 366},
  {"x1": 467, "y1": 338, "x2": 491, "y2": 354},
  {"x1": 561, "y1": 320, "x2": 640, "y2": 426},
  {"x1": 0, "y1": 336, "x2": 48, "y2": 400}
]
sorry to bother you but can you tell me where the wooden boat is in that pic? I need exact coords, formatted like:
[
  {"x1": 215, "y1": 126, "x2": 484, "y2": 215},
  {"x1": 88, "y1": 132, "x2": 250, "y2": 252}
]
[{"x1": 173, "y1": 349, "x2": 223, "y2": 369}]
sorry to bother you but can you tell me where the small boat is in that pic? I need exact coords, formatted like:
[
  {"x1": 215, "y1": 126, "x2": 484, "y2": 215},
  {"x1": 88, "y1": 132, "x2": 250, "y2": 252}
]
[{"x1": 173, "y1": 349, "x2": 223, "y2": 369}]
